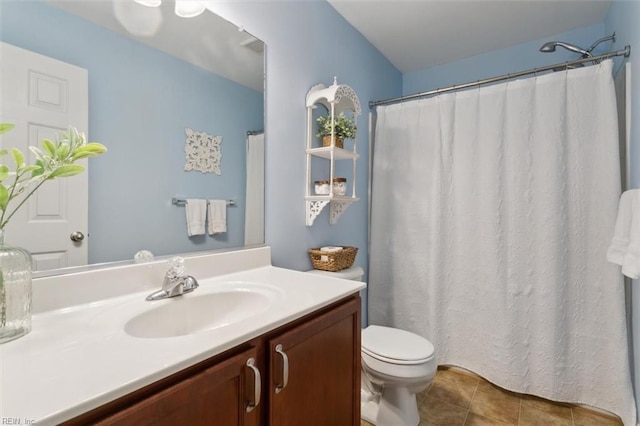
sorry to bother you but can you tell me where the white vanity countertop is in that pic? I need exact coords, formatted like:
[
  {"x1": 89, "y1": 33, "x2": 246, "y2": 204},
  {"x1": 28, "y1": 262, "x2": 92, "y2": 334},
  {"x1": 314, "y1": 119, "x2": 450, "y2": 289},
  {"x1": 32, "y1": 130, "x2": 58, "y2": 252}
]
[{"x1": 0, "y1": 247, "x2": 365, "y2": 425}]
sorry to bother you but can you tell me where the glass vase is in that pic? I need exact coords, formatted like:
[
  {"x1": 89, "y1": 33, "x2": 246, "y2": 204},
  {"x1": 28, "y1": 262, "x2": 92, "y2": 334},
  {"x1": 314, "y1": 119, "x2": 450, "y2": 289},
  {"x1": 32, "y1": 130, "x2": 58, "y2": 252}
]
[{"x1": 0, "y1": 230, "x2": 32, "y2": 344}]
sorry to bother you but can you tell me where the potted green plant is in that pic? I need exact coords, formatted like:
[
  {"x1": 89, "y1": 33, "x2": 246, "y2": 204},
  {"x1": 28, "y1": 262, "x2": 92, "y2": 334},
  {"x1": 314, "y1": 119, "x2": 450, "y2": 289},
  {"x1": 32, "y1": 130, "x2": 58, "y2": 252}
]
[
  {"x1": 0, "y1": 123, "x2": 106, "y2": 343},
  {"x1": 316, "y1": 112, "x2": 357, "y2": 149}
]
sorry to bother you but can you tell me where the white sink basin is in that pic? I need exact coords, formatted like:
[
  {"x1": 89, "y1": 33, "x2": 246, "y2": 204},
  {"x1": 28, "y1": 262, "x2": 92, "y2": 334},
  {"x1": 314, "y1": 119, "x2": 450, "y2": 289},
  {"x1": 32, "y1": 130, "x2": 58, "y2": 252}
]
[{"x1": 125, "y1": 282, "x2": 283, "y2": 338}]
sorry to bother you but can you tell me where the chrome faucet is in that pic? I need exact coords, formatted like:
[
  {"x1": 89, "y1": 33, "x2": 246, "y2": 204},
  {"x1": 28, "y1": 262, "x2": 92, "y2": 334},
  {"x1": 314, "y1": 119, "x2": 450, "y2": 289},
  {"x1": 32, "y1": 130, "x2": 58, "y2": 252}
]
[{"x1": 146, "y1": 257, "x2": 200, "y2": 301}]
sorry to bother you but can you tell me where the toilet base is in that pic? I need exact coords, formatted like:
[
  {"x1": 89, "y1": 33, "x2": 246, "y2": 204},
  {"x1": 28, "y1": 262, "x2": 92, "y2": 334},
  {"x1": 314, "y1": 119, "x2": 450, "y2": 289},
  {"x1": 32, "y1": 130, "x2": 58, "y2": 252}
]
[
  {"x1": 361, "y1": 399, "x2": 379, "y2": 425},
  {"x1": 360, "y1": 386, "x2": 420, "y2": 426}
]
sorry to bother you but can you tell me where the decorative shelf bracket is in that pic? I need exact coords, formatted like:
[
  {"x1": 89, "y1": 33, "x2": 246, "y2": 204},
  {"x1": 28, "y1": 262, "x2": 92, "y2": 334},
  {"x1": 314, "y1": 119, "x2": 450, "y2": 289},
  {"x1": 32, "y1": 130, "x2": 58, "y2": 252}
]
[
  {"x1": 306, "y1": 199, "x2": 330, "y2": 226},
  {"x1": 329, "y1": 200, "x2": 353, "y2": 225}
]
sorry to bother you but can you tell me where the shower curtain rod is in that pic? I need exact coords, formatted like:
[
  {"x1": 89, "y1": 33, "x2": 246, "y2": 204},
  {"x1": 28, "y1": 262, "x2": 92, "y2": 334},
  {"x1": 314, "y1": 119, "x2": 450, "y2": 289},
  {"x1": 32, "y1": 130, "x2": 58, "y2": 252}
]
[{"x1": 369, "y1": 45, "x2": 631, "y2": 109}]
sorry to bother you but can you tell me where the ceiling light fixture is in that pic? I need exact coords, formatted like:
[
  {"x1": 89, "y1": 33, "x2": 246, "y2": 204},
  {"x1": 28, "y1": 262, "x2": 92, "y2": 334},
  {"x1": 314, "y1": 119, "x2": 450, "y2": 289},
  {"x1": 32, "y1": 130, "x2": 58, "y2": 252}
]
[
  {"x1": 133, "y1": 0, "x2": 162, "y2": 7},
  {"x1": 174, "y1": 0, "x2": 205, "y2": 18},
  {"x1": 133, "y1": 0, "x2": 205, "y2": 19}
]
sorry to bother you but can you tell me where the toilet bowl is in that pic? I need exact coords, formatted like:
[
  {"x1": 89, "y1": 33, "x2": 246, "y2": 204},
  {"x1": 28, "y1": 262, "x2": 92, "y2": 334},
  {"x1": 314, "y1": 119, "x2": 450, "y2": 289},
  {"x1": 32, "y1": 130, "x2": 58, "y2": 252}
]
[
  {"x1": 361, "y1": 325, "x2": 436, "y2": 426},
  {"x1": 307, "y1": 267, "x2": 437, "y2": 426}
]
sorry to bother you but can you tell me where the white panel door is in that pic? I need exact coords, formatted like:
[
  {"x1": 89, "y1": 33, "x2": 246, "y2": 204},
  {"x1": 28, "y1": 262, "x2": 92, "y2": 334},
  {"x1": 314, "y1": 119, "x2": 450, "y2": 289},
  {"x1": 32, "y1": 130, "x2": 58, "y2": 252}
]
[{"x1": 0, "y1": 42, "x2": 89, "y2": 271}]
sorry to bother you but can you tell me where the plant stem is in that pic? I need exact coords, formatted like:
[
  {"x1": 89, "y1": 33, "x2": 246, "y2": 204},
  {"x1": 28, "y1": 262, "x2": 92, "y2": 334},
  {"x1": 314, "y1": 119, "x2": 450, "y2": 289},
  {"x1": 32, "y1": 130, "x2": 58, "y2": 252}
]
[
  {"x1": 0, "y1": 168, "x2": 26, "y2": 227},
  {"x1": 0, "y1": 272, "x2": 5, "y2": 328},
  {"x1": 0, "y1": 175, "x2": 49, "y2": 229}
]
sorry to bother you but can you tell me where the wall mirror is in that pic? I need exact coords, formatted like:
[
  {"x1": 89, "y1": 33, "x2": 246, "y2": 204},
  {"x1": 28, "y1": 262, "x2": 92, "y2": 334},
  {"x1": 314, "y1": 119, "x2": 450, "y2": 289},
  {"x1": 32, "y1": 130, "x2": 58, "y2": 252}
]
[{"x1": 0, "y1": 0, "x2": 265, "y2": 275}]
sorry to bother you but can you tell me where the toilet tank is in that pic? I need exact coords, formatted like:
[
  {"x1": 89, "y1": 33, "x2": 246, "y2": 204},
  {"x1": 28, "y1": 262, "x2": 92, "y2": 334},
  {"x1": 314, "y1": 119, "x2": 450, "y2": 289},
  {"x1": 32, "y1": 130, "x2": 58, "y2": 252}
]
[{"x1": 307, "y1": 266, "x2": 364, "y2": 281}]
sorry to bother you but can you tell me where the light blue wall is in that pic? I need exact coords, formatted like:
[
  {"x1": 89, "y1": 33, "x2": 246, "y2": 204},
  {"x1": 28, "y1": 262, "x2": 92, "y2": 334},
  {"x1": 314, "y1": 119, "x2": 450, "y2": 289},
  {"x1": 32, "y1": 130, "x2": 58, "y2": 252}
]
[
  {"x1": 206, "y1": 1, "x2": 402, "y2": 326},
  {"x1": 206, "y1": 7, "x2": 400, "y2": 260},
  {"x1": 605, "y1": 0, "x2": 640, "y2": 419},
  {"x1": 1, "y1": 1, "x2": 264, "y2": 263},
  {"x1": 403, "y1": 23, "x2": 607, "y2": 96}
]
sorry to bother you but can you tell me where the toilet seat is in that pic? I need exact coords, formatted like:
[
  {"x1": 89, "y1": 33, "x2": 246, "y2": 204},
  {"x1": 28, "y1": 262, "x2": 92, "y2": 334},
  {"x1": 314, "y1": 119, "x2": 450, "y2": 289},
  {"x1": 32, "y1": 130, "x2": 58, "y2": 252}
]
[{"x1": 362, "y1": 325, "x2": 434, "y2": 365}]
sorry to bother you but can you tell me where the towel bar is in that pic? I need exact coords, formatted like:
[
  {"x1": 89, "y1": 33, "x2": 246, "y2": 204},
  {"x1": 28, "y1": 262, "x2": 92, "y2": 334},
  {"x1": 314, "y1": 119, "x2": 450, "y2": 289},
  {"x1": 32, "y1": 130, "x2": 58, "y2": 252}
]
[{"x1": 172, "y1": 198, "x2": 236, "y2": 207}]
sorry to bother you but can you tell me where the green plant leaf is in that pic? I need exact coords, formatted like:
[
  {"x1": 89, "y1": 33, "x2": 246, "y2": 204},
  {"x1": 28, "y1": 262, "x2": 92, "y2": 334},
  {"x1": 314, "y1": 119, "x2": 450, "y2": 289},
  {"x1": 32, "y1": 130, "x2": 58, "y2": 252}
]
[
  {"x1": 0, "y1": 165, "x2": 9, "y2": 182},
  {"x1": 0, "y1": 184, "x2": 8, "y2": 211},
  {"x1": 84, "y1": 142, "x2": 107, "y2": 153},
  {"x1": 31, "y1": 160, "x2": 45, "y2": 178},
  {"x1": 29, "y1": 146, "x2": 44, "y2": 160},
  {"x1": 56, "y1": 144, "x2": 71, "y2": 160},
  {"x1": 10, "y1": 148, "x2": 24, "y2": 168},
  {"x1": 315, "y1": 112, "x2": 356, "y2": 139},
  {"x1": 70, "y1": 143, "x2": 108, "y2": 161},
  {"x1": 0, "y1": 125, "x2": 105, "y2": 229},
  {"x1": 48, "y1": 164, "x2": 84, "y2": 179},
  {"x1": 20, "y1": 165, "x2": 40, "y2": 173},
  {"x1": 70, "y1": 151, "x2": 92, "y2": 161},
  {"x1": 0, "y1": 123, "x2": 15, "y2": 135},
  {"x1": 41, "y1": 139, "x2": 56, "y2": 157}
]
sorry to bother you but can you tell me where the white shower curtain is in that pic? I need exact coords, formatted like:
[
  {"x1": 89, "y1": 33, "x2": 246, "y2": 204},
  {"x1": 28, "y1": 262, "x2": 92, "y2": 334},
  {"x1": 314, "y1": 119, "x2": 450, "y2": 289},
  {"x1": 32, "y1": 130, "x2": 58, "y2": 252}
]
[
  {"x1": 369, "y1": 60, "x2": 636, "y2": 424},
  {"x1": 244, "y1": 133, "x2": 264, "y2": 246}
]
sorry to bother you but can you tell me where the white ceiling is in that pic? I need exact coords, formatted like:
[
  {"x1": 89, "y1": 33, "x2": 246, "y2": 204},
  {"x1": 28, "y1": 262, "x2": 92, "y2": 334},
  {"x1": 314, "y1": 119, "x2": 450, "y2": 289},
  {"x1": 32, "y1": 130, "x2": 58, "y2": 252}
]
[
  {"x1": 46, "y1": 0, "x2": 264, "y2": 91},
  {"x1": 47, "y1": 1, "x2": 611, "y2": 87},
  {"x1": 328, "y1": 0, "x2": 612, "y2": 73}
]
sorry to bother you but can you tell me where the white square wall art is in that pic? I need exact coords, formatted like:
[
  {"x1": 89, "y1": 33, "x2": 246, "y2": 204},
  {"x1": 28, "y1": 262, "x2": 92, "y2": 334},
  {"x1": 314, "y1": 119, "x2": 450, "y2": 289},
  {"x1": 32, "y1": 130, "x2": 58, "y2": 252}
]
[{"x1": 184, "y1": 127, "x2": 222, "y2": 175}]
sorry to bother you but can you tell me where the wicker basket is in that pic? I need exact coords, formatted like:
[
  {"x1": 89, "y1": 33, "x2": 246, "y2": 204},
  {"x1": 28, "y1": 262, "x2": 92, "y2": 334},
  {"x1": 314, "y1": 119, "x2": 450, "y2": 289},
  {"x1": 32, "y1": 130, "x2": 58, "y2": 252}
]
[
  {"x1": 308, "y1": 246, "x2": 358, "y2": 272},
  {"x1": 322, "y1": 136, "x2": 344, "y2": 149}
]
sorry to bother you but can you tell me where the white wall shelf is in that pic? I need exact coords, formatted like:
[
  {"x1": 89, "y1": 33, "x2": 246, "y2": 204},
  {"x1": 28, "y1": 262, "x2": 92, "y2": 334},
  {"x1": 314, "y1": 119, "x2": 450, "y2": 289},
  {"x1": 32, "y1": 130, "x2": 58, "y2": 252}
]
[
  {"x1": 305, "y1": 78, "x2": 361, "y2": 226},
  {"x1": 306, "y1": 147, "x2": 359, "y2": 161}
]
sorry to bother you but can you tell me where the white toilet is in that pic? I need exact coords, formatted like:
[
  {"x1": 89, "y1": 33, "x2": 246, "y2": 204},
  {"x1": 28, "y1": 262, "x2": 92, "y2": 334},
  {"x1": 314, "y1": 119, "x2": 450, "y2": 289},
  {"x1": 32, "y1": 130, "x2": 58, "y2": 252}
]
[{"x1": 307, "y1": 266, "x2": 437, "y2": 426}]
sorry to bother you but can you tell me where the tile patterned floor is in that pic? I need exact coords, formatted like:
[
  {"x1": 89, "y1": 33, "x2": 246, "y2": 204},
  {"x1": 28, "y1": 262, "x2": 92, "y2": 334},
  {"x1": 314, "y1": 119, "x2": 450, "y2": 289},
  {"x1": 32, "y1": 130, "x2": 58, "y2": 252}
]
[{"x1": 361, "y1": 367, "x2": 623, "y2": 426}]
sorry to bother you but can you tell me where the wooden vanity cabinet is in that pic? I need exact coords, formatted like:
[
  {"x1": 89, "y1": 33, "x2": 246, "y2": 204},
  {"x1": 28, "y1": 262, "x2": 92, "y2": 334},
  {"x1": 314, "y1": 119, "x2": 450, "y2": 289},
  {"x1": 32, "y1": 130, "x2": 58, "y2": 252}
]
[
  {"x1": 96, "y1": 346, "x2": 261, "y2": 426},
  {"x1": 64, "y1": 295, "x2": 361, "y2": 426},
  {"x1": 268, "y1": 296, "x2": 361, "y2": 426}
]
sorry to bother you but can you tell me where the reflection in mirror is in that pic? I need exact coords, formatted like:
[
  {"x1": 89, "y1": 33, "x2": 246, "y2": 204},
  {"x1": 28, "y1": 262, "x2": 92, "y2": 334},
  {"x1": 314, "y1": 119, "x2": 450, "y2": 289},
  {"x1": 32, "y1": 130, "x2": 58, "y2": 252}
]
[{"x1": 0, "y1": 0, "x2": 265, "y2": 274}]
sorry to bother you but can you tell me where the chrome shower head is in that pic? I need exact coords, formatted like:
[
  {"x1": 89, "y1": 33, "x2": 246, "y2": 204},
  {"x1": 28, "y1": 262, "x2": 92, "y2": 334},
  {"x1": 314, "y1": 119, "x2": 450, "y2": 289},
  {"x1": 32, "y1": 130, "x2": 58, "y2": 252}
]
[
  {"x1": 539, "y1": 34, "x2": 615, "y2": 65},
  {"x1": 539, "y1": 41, "x2": 592, "y2": 57}
]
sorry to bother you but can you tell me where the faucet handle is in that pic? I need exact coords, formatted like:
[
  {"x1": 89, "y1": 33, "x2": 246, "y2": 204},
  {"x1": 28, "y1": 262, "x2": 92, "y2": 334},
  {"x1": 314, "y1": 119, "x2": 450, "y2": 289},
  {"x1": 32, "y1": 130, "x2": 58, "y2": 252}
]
[
  {"x1": 167, "y1": 256, "x2": 186, "y2": 279},
  {"x1": 182, "y1": 275, "x2": 200, "y2": 293}
]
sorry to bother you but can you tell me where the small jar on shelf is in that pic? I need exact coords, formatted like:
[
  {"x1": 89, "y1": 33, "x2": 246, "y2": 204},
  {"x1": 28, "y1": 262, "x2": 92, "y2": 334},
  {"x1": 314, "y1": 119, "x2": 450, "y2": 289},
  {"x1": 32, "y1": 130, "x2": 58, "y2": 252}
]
[
  {"x1": 332, "y1": 177, "x2": 347, "y2": 196},
  {"x1": 314, "y1": 180, "x2": 330, "y2": 195}
]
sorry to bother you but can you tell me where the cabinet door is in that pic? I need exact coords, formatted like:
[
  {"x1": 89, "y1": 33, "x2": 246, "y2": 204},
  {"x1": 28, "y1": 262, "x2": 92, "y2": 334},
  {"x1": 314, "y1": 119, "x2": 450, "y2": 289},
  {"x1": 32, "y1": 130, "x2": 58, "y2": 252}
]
[
  {"x1": 97, "y1": 347, "x2": 262, "y2": 426},
  {"x1": 268, "y1": 297, "x2": 361, "y2": 426}
]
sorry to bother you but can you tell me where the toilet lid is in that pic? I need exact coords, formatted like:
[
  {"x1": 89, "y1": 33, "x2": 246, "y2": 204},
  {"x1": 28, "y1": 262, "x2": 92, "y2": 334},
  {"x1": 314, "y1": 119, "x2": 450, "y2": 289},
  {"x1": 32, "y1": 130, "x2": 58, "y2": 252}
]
[{"x1": 362, "y1": 325, "x2": 434, "y2": 365}]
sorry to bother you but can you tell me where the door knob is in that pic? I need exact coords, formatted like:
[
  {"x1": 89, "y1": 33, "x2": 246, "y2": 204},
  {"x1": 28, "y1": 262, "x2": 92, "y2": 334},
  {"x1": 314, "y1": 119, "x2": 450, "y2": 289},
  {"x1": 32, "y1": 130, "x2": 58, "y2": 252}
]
[{"x1": 70, "y1": 231, "x2": 85, "y2": 242}]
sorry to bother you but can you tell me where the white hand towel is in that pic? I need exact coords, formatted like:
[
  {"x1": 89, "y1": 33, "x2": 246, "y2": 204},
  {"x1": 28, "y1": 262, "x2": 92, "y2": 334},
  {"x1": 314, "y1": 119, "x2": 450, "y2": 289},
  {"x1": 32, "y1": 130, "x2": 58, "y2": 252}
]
[
  {"x1": 607, "y1": 189, "x2": 640, "y2": 279},
  {"x1": 185, "y1": 199, "x2": 207, "y2": 236},
  {"x1": 607, "y1": 190, "x2": 634, "y2": 265},
  {"x1": 207, "y1": 200, "x2": 227, "y2": 234},
  {"x1": 622, "y1": 191, "x2": 640, "y2": 279}
]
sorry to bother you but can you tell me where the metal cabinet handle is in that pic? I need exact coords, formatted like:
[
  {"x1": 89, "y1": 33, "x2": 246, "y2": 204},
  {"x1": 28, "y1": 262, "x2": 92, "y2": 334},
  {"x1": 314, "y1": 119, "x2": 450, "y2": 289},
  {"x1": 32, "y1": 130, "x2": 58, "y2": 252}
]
[
  {"x1": 70, "y1": 231, "x2": 85, "y2": 242},
  {"x1": 274, "y1": 344, "x2": 289, "y2": 393},
  {"x1": 246, "y1": 358, "x2": 261, "y2": 412}
]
